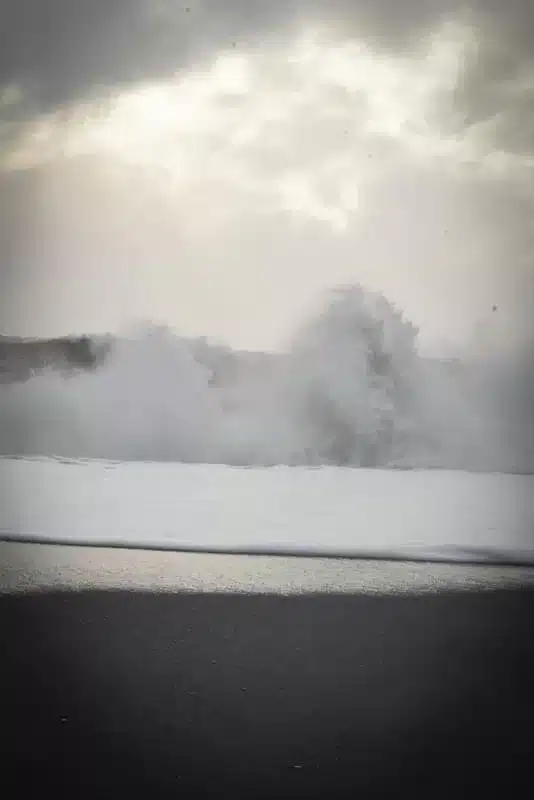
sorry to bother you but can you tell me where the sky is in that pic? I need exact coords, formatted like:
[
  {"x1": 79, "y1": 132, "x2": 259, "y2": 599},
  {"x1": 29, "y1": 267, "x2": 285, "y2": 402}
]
[{"x1": 1, "y1": 0, "x2": 533, "y2": 354}]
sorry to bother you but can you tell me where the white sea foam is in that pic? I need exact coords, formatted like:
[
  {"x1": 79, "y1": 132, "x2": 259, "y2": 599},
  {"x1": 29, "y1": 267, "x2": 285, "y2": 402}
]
[{"x1": 0, "y1": 285, "x2": 532, "y2": 472}]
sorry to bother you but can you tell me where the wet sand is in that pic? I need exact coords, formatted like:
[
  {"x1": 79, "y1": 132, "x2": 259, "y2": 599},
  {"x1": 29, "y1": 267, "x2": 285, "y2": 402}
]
[{"x1": 2, "y1": 544, "x2": 534, "y2": 797}]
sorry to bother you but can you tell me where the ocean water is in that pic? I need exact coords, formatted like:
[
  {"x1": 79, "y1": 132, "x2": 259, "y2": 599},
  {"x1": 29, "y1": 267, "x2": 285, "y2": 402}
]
[
  {"x1": 0, "y1": 286, "x2": 532, "y2": 473},
  {"x1": 1, "y1": 285, "x2": 532, "y2": 562},
  {"x1": 1, "y1": 456, "x2": 533, "y2": 563}
]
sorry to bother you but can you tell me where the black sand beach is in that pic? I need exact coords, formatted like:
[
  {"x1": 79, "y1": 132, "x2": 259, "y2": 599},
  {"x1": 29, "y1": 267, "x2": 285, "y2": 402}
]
[{"x1": 2, "y1": 548, "x2": 534, "y2": 798}]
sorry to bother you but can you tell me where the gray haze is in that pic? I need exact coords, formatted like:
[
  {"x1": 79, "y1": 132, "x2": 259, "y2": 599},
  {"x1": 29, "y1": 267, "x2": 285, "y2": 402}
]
[{"x1": 1, "y1": 0, "x2": 533, "y2": 354}]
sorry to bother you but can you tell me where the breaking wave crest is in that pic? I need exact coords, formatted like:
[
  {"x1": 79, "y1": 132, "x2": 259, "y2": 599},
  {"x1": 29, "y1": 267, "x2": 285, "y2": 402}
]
[{"x1": 1, "y1": 285, "x2": 532, "y2": 472}]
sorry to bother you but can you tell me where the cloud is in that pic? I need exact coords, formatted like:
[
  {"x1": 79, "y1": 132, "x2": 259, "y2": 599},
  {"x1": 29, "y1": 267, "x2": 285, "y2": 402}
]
[
  {"x1": 1, "y1": 2, "x2": 534, "y2": 159},
  {"x1": 0, "y1": 1, "x2": 441, "y2": 104},
  {"x1": 5, "y1": 17, "x2": 531, "y2": 233},
  {"x1": 1, "y1": 1, "x2": 533, "y2": 350}
]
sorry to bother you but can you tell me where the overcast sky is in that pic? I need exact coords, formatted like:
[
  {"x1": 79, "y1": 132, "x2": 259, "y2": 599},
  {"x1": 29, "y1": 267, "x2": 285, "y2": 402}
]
[{"x1": 1, "y1": 1, "x2": 533, "y2": 353}]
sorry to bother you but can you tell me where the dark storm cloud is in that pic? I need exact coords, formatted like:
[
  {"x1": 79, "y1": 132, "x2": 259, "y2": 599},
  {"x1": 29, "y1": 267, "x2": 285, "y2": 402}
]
[
  {"x1": 0, "y1": 0, "x2": 422, "y2": 112},
  {"x1": 0, "y1": 1, "x2": 533, "y2": 168},
  {"x1": 0, "y1": 1, "x2": 531, "y2": 107}
]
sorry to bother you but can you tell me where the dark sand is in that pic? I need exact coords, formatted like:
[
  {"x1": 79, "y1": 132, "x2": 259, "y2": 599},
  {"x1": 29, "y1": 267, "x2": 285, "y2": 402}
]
[{"x1": 2, "y1": 548, "x2": 534, "y2": 798}]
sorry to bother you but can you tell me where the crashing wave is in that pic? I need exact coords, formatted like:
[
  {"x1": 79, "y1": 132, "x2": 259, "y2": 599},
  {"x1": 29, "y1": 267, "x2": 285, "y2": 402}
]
[{"x1": 0, "y1": 284, "x2": 532, "y2": 472}]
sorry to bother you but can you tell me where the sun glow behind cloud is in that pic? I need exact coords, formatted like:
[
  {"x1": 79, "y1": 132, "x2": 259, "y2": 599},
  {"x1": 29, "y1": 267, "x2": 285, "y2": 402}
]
[{"x1": 5, "y1": 18, "x2": 527, "y2": 233}]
